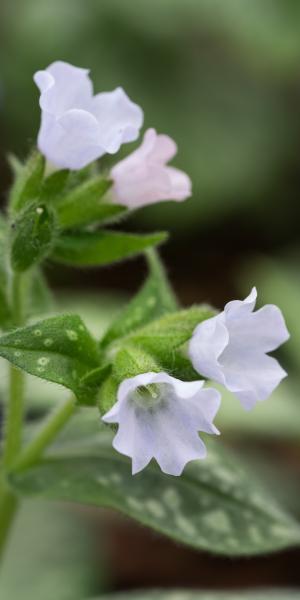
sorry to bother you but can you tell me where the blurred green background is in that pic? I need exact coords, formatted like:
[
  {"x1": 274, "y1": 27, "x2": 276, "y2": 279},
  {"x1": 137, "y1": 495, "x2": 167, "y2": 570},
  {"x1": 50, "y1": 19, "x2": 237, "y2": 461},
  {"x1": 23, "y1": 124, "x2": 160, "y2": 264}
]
[{"x1": 1, "y1": 0, "x2": 300, "y2": 597}]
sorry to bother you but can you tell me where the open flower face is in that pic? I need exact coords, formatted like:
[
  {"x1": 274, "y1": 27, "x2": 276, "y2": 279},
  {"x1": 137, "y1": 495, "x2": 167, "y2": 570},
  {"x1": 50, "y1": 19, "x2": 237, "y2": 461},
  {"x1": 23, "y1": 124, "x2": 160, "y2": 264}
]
[
  {"x1": 102, "y1": 372, "x2": 221, "y2": 476},
  {"x1": 34, "y1": 61, "x2": 143, "y2": 170},
  {"x1": 189, "y1": 288, "x2": 290, "y2": 410},
  {"x1": 111, "y1": 128, "x2": 192, "y2": 208}
]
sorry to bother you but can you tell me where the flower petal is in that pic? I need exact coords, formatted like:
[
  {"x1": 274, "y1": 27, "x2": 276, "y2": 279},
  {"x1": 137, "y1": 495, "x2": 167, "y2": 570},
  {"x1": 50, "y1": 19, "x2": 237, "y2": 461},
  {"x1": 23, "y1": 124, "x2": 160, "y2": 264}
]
[
  {"x1": 102, "y1": 372, "x2": 220, "y2": 476},
  {"x1": 221, "y1": 350, "x2": 287, "y2": 410},
  {"x1": 224, "y1": 287, "x2": 257, "y2": 317},
  {"x1": 234, "y1": 304, "x2": 290, "y2": 353},
  {"x1": 91, "y1": 87, "x2": 143, "y2": 154},
  {"x1": 165, "y1": 166, "x2": 192, "y2": 200},
  {"x1": 37, "y1": 108, "x2": 104, "y2": 170},
  {"x1": 34, "y1": 61, "x2": 92, "y2": 117},
  {"x1": 111, "y1": 128, "x2": 191, "y2": 208},
  {"x1": 189, "y1": 314, "x2": 229, "y2": 384}
]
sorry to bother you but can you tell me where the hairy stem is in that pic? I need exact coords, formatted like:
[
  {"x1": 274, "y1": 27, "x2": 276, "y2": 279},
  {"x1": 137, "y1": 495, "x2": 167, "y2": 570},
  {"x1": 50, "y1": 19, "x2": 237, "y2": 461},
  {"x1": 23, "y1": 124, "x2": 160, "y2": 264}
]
[
  {"x1": 3, "y1": 272, "x2": 26, "y2": 468},
  {"x1": 0, "y1": 482, "x2": 18, "y2": 561},
  {"x1": 0, "y1": 272, "x2": 26, "y2": 562},
  {"x1": 14, "y1": 395, "x2": 76, "y2": 472}
]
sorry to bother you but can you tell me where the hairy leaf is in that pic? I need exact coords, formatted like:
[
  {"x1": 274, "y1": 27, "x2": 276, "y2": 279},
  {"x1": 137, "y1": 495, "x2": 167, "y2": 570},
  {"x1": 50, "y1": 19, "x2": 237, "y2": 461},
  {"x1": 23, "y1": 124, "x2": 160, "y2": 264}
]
[
  {"x1": 52, "y1": 230, "x2": 168, "y2": 267},
  {"x1": 40, "y1": 169, "x2": 70, "y2": 203},
  {"x1": 0, "y1": 315, "x2": 101, "y2": 403},
  {"x1": 9, "y1": 150, "x2": 45, "y2": 213},
  {"x1": 55, "y1": 175, "x2": 125, "y2": 230},
  {"x1": 10, "y1": 411, "x2": 300, "y2": 557},
  {"x1": 11, "y1": 202, "x2": 56, "y2": 272},
  {"x1": 101, "y1": 248, "x2": 178, "y2": 347}
]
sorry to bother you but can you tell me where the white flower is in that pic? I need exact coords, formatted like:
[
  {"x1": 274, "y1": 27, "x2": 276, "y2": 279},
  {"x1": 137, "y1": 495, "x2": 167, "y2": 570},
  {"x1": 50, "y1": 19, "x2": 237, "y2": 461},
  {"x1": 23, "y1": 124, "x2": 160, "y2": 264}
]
[
  {"x1": 189, "y1": 288, "x2": 289, "y2": 410},
  {"x1": 102, "y1": 372, "x2": 220, "y2": 476},
  {"x1": 34, "y1": 61, "x2": 143, "y2": 170},
  {"x1": 110, "y1": 128, "x2": 192, "y2": 208}
]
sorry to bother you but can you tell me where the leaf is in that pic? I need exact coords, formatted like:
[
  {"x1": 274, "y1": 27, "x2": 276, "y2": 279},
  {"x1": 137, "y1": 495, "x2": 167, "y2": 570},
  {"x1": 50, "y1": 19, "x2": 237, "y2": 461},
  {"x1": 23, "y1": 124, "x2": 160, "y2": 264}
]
[
  {"x1": 90, "y1": 592, "x2": 300, "y2": 600},
  {"x1": 101, "y1": 248, "x2": 178, "y2": 347},
  {"x1": 55, "y1": 176, "x2": 125, "y2": 229},
  {"x1": 52, "y1": 230, "x2": 168, "y2": 267},
  {"x1": 0, "y1": 501, "x2": 95, "y2": 600},
  {"x1": 6, "y1": 153, "x2": 23, "y2": 177},
  {"x1": 10, "y1": 412, "x2": 300, "y2": 557},
  {"x1": 80, "y1": 364, "x2": 112, "y2": 390},
  {"x1": 9, "y1": 150, "x2": 45, "y2": 213},
  {"x1": 0, "y1": 315, "x2": 101, "y2": 403},
  {"x1": 40, "y1": 169, "x2": 70, "y2": 203},
  {"x1": 10, "y1": 202, "x2": 57, "y2": 272}
]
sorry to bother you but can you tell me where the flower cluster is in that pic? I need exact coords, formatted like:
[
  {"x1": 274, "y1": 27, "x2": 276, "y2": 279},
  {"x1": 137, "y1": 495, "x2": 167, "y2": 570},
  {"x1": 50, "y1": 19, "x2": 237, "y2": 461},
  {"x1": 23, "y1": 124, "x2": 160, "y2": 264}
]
[
  {"x1": 34, "y1": 61, "x2": 191, "y2": 208},
  {"x1": 34, "y1": 61, "x2": 290, "y2": 477},
  {"x1": 103, "y1": 290, "x2": 289, "y2": 475}
]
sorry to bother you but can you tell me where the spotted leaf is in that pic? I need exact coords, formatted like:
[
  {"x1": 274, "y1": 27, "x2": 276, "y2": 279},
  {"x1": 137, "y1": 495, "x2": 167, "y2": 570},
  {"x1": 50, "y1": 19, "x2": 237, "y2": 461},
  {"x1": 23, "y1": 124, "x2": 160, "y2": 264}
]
[
  {"x1": 0, "y1": 315, "x2": 101, "y2": 403},
  {"x1": 10, "y1": 409, "x2": 300, "y2": 557}
]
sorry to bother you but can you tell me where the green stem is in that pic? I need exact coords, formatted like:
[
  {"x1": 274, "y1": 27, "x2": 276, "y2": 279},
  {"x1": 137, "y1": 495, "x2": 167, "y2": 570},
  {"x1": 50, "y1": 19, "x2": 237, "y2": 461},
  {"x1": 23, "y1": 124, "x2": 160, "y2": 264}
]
[
  {"x1": 2, "y1": 367, "x2": 25, "y2": 469},
  {"x1": 0, "y1": 272, "x2": 26, "y2": 561},
  {"x1": 0, "y1": 483, "x2": 18, "y2": 561},
  {"x1": 14, "y1": 395, "x2": 76, "y2": 472},
  {"x1": 3, "y1": 272, "x2": 26, "y2": 469}
]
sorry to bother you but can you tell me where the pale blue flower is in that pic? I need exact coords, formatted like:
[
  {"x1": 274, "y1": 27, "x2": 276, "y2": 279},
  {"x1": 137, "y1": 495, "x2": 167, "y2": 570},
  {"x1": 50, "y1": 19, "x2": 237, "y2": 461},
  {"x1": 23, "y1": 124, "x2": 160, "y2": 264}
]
[
  {"x1": 34, "y1": 61, "x2": 143, "y2": 170},
  {"x1": 189, "y1": 288, "x2": 289, "y2": 410},
  {"x1": 102, "y1": 372, "x2": 221, "y2": 476}
]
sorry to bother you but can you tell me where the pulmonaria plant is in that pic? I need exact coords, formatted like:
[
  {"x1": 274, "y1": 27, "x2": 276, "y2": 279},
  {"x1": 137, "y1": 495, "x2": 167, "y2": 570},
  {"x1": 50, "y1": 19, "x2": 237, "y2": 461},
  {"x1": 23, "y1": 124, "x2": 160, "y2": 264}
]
[{"x1": 0, "y1": 59, "x2": 296, "y2": 573}]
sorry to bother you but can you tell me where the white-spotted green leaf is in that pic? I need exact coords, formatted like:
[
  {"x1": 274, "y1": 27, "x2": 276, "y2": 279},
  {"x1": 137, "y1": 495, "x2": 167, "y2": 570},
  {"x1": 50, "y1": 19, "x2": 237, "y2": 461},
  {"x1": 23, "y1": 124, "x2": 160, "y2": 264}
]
[
  {"x1": 52, "y1": 230, "x2": 168, "y2": 267},
  {"x1": 10, "y1": 410, "x2": 300, "y2": 557},
  {"x1": 10, "y1": 202, "x2": 57, "y2": 272},
  {"x1": 0, "y1": 315, "x2": 101, "y2": 403},
  {"x1": 9, "y1": 150, "x2": 45, "y2": 213},
  {"x1": 101, "y1": 249, "x2": 178, "y2": 347}
]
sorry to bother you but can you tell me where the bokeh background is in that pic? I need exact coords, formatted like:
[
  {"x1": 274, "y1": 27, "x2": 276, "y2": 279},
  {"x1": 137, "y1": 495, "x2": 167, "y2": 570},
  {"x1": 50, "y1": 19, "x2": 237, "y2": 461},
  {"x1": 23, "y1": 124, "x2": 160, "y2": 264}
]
[{"x1": 0, "y1": 0, "x2": 300, "y2": 598}]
